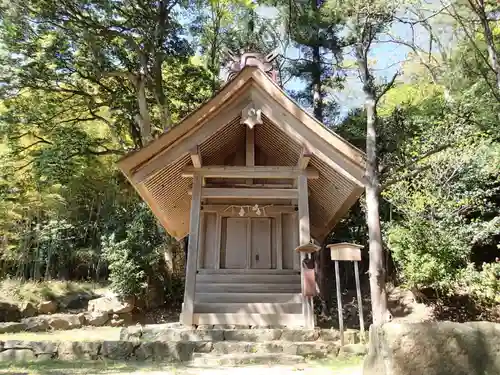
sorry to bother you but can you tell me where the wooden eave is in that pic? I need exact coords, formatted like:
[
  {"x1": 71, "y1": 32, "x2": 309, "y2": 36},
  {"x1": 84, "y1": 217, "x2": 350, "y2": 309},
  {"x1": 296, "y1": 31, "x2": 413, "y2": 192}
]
[{"x1": 118, "y1": 66, "x2": 366, "y2": 241}]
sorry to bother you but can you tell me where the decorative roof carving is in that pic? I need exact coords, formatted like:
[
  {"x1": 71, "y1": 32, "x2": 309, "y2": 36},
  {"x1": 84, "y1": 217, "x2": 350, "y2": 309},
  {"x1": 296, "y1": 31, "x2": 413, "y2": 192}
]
[
  {"x1": 240, "y1": 103, "x2": 262, "y2": 129},
  {"x1": 226, "y1": 49, "x2": 279, "y2": 82}
]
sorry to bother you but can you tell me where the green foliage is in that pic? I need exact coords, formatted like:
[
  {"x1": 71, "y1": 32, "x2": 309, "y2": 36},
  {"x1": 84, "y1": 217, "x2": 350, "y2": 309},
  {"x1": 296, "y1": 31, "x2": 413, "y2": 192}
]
[
  {"x1": 386, "y1": 218, "x2": 469, "y2": 290},
  {"x1": 102, "y1": 203, "x2": 166, "y2": 298},
  {"x1": 458, "y1": 262, "x2": 500, "y2": 304}
]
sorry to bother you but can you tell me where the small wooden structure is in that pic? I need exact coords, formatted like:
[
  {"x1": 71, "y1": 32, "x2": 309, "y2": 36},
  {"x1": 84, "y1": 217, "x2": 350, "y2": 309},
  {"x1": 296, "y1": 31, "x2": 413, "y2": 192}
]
[
  {"x1": 327, "y1": 243, "x2": 365, "y2": 344},
  {"x1": 118, "y1": 54, "x2": 366, "y2": 328}
]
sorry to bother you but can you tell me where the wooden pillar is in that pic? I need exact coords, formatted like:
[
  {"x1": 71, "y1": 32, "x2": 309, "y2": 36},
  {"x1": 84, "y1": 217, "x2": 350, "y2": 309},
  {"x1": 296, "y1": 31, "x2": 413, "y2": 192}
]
[
  {"x1": 181, "y1": 175, "x2": 202, "y2": 326},
  {"x1": 245, "y1": 127, "x2": 255, "y2": 185},
  {"x1": 297, "y1": 174, "x2": 314, "y2": 329}
]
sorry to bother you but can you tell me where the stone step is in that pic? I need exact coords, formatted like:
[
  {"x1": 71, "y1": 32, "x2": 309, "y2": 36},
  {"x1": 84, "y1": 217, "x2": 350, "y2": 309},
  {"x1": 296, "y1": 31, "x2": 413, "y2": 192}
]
[
  {"x1": 211, "y1": 341, "x2": 339, "y2": 357},
  {"x1": 121, "y1": 326, "x2": 363, "y2": 344},
  {"x1": 189, "y1": 352, "x2": 306, "y2": 367}
]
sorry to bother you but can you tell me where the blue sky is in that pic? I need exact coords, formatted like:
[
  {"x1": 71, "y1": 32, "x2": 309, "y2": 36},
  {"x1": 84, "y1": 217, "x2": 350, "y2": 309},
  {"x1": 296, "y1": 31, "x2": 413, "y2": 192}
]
[{"x1": 253, "y1": 4, "x2": 445, "y2": 121}]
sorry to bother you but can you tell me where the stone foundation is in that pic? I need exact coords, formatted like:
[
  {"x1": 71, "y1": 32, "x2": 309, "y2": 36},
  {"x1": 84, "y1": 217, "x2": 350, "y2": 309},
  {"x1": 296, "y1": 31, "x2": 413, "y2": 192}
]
[
  {"x1": 120, "y1": 325, "x2": 366, "y2": 343},
  {"x1": 0, "y1": 326, "x2": 368, "y2": 363},
  {"x1": 0, "y1": 339, "x2": 345, "y2": 362}
]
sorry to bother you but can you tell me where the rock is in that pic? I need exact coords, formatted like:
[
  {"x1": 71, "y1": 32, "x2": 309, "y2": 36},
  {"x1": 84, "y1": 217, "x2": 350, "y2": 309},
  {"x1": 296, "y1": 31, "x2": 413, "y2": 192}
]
[
  {"x1": 363, "y1": 322, "x2": 500, "y2": 375},
  {"x1": 38, "y1": 300, "x2": 57, "y2": 314},
  {"x1": 0, "y1": 322, "x2": 26, "y2": 334},
  {"x1": 319, "y1": 329, "x2": 341, "y2": 341},
  {"x1": 22, "y1": 317, "x2": 49, "y2": 332},
  {"x1": 101, "y1": 341, "x2": 135, "y2": 360},
  {"x1": 88, "y1": 296, "x2": 134, "y2": 314},
  {"x1": 3, "y1": 341, "x2": 58, "y2": 355},
  {"x1": 84, "y1": 311, "x2": 109, "y2": 326},
  {"x1": 339, "y1": 343, "x2": 367, "y2": 356},
  {"x1": 0, "y1": 301, "x2": 21, "y2": 322},
  {"x1": 177, "y1": 329, "x2": 224, "y2": 342},
  {"x1": 280, "y1": 329, "x2": 320, "y2": 342},
  {"x1": 47, "y1": 314, "x2": 83, "y2": 330},
  {"x1": 196, "y1": 324, "x2": 214, "y2": 330},
  {"x1": 58, "y1": 341, "x2": 102, "y2": 360},
  {"x1": 0, "y1": 349, "x2": 35, "y2": 361},
  {"x1": 120, "y1": 325, "x2": 142, "y2": 340},
  {"x1": 36, "y1": 353, "x2": 54, "y2": 361},
  {"x1": 134, "y1": 342, "x2": 169, "y2": 361},
  {"x1": 62, "y1": 294, "x2": 93, "y2": 310},
  {"x1": 224, "y1": 329, "x2": 282, "y2": 341},
  {"x1": 295, "y1": 342, "x2": 337, "y2": 357},
  {"x1": 19, "y1": 302, "x2": 37, "y2": 318}
]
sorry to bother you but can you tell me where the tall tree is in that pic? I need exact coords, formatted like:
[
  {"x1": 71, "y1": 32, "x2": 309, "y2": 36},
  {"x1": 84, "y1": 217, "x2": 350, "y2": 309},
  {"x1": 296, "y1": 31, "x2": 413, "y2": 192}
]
[
  {"x1": 0, "y1": 0, "x2": 200, "y2": 148},
  {"x1": 325, "y1": 0, "x2": 399, "y2": 324}
]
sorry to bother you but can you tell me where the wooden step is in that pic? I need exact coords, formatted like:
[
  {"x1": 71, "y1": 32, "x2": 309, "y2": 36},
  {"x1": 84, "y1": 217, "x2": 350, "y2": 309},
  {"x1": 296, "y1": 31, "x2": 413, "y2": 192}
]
[
  {"x1": 198, "y1": 269, "x2": 299, "y2": 275},
  {"x1": 194, "y1": 302, "x2": 302, "y2": 314},
  {"x1": 195, "y1": 292, "x2": 302, "y2": 304},
  {"x1": 196, "y1": 273, "x2": 301, "y2": 284},
  {"x1": 192, "y1": 313, "x2": 305, "y2": 327},
  {"x1": 195, "y1": 283, "x2": 301, "y2": 294}
]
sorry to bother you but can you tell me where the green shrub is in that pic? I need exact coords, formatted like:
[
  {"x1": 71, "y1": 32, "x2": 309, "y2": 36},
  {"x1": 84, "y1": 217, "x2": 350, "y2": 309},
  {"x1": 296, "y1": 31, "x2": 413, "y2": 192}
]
[
  {"x1": 101, "y1": 203, "x2": 167, "y2": 298},
  {"x1": 458, "y1": 262, "x2": 500, "y2": 304},
  {"x1": 386, "y1": 217, "x2": 470, "y2": 291}
]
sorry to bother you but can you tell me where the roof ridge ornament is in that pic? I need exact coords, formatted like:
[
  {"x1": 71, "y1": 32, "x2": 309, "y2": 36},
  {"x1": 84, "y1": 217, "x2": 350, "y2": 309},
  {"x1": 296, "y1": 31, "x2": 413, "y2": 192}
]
[
  {"x1": 226, "y1": 48, "x2": 279, "y2": 82},
  {"x1": 240, "y1": 103, "x2": 262, "y2": 129}
]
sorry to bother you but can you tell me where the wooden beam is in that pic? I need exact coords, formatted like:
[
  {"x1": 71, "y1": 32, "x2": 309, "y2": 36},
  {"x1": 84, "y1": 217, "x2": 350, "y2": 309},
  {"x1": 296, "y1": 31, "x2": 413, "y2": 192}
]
[
  {"x1": 190, "y1": 146, "x2": 202, "y2": 168},
  {"x1": 297, "y1": 175, "x2": 314, "y2": 329},
  {"x1": 181, "y1": 175, "x2": 202, "y2": 326},
  {"x1": 182, "y1": 166, "x2": 319, "y2": 179},
  {"x1": 190, "y1": 187, "x2": 298, "y2": 199},
  {"x1": 297, "y1": 147, "x2": 312, "y2": 169},
  {"x1": 246, "y1": 127, "x2": 255, "y2": 185},
  {"x1": 201, "y1": 204, "x2": 297, "y2": 214}
]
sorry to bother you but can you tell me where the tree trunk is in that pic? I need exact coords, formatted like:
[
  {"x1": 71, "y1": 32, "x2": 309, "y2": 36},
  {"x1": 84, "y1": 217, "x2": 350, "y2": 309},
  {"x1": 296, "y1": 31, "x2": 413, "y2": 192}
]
[
  {"x1": 312, "y1": 44, "x2": 323, "y2": 120},
  {"x1": 475, "y1": 1, "x2": 500, "y2": 92},
  {"x1": 135, "y1": 75, "x2": 153, "y2": 145},
  {"x1": 364, "y1": 93, "x2": 388, "y2": 326}
]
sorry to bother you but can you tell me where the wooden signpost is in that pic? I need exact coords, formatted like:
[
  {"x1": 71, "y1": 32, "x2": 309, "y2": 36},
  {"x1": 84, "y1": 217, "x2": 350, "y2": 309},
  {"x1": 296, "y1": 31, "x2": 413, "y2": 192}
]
[{"x1": 326, "y1": 243, "x2": 365, "y2": 346}]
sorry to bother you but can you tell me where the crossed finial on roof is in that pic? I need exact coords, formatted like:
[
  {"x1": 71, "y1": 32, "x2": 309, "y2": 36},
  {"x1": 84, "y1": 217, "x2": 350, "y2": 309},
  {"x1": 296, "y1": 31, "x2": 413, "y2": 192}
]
[{"x1": 225, "y1": 49, "x2": 280, "y2": 82}]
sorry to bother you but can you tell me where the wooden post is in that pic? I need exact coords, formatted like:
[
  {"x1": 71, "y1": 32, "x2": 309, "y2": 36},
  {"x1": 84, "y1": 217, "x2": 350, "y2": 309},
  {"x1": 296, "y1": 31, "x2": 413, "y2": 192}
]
[
  {"x1": 334, "y1": 260, "x2": 344, "y2": 346},
  {"x1": 181, "y1": 175, "x2": 202, "y2": 326},
  {"x1": 297, "y1": 174, "x2": 314, "y2": 329},
  {"x1": 276, "y1": 213, "x2": 283, "y2": 270},
  {"x1": 354, "y1": 261, "x2": 365, "y2": 341},
  {"x1": 246, "y1": 127, "x2": 255, "y2": 185}
]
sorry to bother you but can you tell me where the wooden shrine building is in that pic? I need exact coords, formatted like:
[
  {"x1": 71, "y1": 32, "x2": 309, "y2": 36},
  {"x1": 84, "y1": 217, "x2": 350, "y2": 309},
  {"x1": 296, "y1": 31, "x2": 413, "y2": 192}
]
[{"x1": 118, "y1": 53, "x2": 366, "y2": 328}]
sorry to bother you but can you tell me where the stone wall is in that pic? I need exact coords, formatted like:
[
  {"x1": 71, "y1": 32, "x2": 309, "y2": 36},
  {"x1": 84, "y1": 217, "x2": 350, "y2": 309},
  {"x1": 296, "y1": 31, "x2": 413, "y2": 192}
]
[
  {"x1": 363, "y1": 322, "x2": 500, "y2": 375},
  {"x1": 0, "y1": 338, "x2": 340, "y2": 362}
]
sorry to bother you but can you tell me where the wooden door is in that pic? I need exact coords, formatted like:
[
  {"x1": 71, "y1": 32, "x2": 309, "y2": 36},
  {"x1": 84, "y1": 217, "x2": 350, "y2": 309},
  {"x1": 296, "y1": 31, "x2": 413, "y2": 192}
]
[
  {"x1": 250, "y1": 218, "x2": 272, "y2": 269},
  {"x1": 224, "y1": 217, "x2": 248, "y2": 269}
]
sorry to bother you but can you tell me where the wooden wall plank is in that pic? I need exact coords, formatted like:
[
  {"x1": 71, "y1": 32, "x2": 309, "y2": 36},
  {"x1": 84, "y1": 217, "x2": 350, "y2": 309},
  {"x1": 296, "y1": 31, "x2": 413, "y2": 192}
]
[
  {"x1": 225, "y1": 218, "x2": 248, "y2": 269},
  {"x1": 202, "y1": 212, "x2": 217, "y2": 268},
  {"x1": 251, "y1": 218, "x2": 272, "y2": 269}
]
